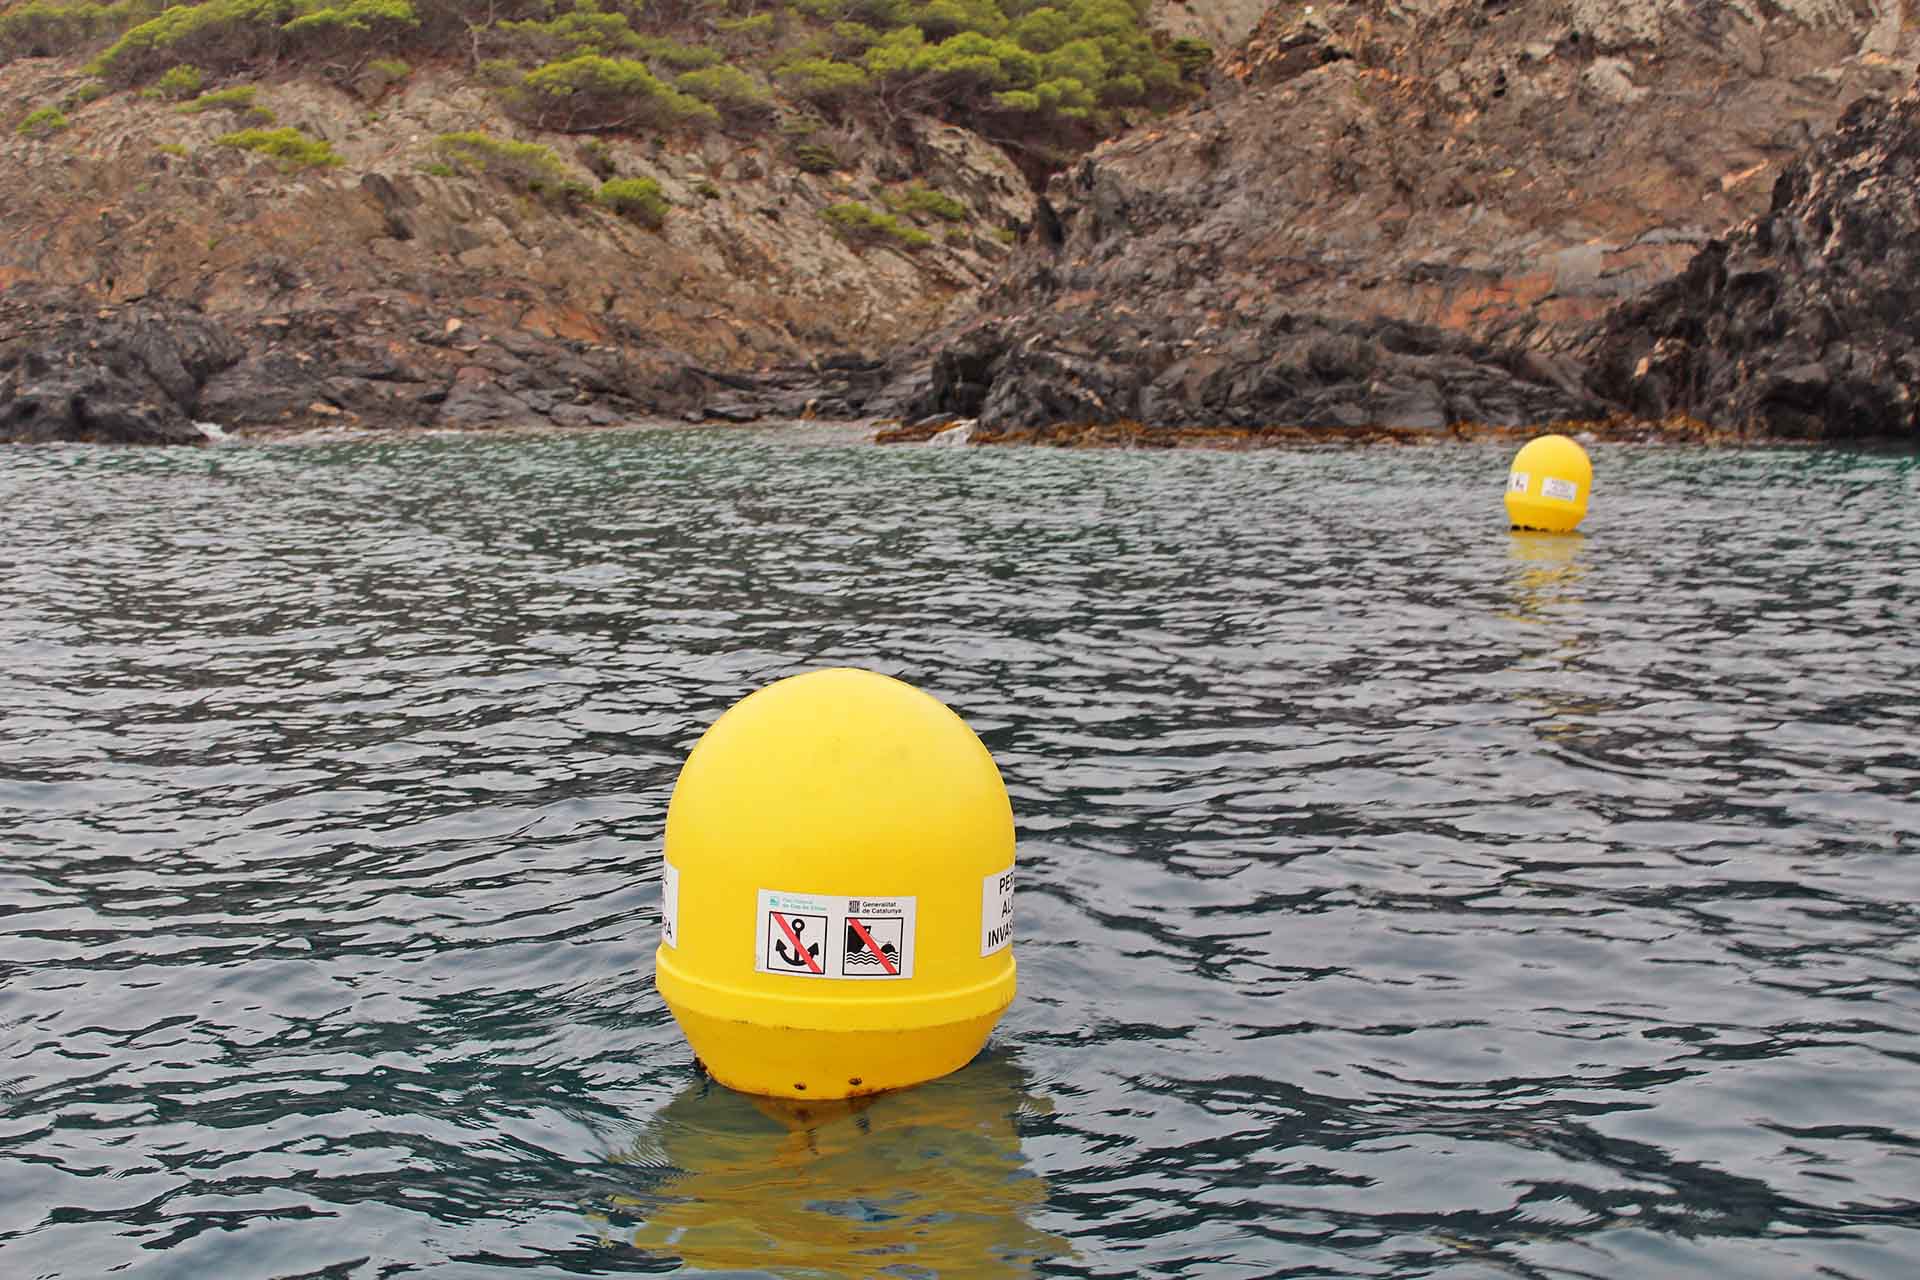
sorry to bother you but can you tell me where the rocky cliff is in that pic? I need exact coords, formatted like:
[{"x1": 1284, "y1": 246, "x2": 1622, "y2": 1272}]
[
  {"x1": 0, "y1": 40, "x2": 1033, "y2": 441},
  {"x1": 6, "y1": 0, "x2": 1920, "y2": 446},
  {"x1": 903, "y1": 0, "x2": 1920, "y2": 438}
]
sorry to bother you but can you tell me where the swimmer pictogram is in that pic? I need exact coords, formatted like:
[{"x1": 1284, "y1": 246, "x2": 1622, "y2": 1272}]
[{"x1": 842, "y1": 916, "x2": 902, "y2": 976}]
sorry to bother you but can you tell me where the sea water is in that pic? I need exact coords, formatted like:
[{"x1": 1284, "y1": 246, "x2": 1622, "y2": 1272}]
[{"x1": 1, "y1": 427, "x2": 1915, "y2": 1278}]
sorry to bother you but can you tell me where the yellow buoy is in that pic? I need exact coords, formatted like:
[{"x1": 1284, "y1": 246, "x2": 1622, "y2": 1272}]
[
  {"x1": 1504, "y1": 433, "x2": 1593, "y2": 532},
  {"x1": 655, "y1": 668, "x2": 1017, "y2": 1100}
]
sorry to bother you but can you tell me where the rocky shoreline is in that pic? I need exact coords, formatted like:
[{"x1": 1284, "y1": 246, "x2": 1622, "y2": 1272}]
[
  {"x1": 871, "y1": 413, "x2": 1753, "y2": 449},
  {"x1": 5, "y1": 0, "x2": 1919, "y2": 448}
]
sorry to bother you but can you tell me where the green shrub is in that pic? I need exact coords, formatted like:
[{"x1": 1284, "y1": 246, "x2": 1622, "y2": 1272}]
[
  {"x1": 0, "y1": 2, "x2": 117, "y2": 63},
  {"x1": 281, "y1": 0, "x2": 418, "y2": 41},
  {"x1": 714, "y1": 11, "x2": 774, "y2": 43},
  {"x1": 152, "y1": 62, "x2": 202, "y2": 98},
  {"x1": 790, "y1": 140, "x2": 838, "y2": 173},
  {"x1": 16, "y1": 104, "x2": 70, "y2": 137},
  {"x1": 91, "y1": 0, "x2": 296, "y2": 86},
  {"x1": 432, "y1": 130, "x2": 590, "y2": 206},
  {"x1": 675, "y1": 63, "x2": 772, "y2": 125},
  {"x1": 631, "y1": 35, "x2": 722, "y2": 71},
  {"x1": 514, "y1": 54, "x2": 718, "y2": 132},
  {"x1": 215, "y1": 125, "x2": 342, "y2": 168},
  {"x1": 156, "y1": 140, "x2": 188, "y2": 155},
  {"x1": 828, "y1": 19, "x2": 879, "y2": 54},
  {"x1": 863, "y1": 28, "x2": 1037, "y2": 98},
  {"x1": 910, "y1": 0, "x2": 1007, "y2": 39},
  {"x1": 177, "y1": 83, "x2": 258, "y2": 112},
  {"x1": 433, "y1": 130, "x2": 564, "y2": 181},
  {"x1": 495, "y1": 7, "x2": 643, "y2": 60},
  {"x1": 695, "y1": 179, "x2": 720, "y2": 199},
  {"x1": 1169, "y1": 37, "x2": 1210, "y2": 80},
  {"x1": 62, "y1": 78, "x2": 110, "y2": 108},
  {"x1": 598, "y1": 175, "x2": 668, "y2": 227},
  {"x1": 353, "y1": 53, "x2": 410, "y2": 96},
  {"x1": 775, "y1": 56, "x2": 870, "y2": 108},
  {"x1": 837, "y1": 0, "x2": 1194, "y2": 156},
  {"x1": 884, "y1": 181, "x2": 966, "y2": 221},
  {"x1": 1010, "y1": 6, "x2": 1070, "y2": 53},
  {"x1": 822, "y1": 201, "x2": 930, "y2": 249}
]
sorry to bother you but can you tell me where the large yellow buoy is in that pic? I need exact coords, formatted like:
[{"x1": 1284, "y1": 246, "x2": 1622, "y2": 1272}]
[
  {"x1": 1504, "y1": 434, "x2": 1593, "y2": 532},
  {"x1": 655, "y1": 668, "x2": 1017, "y2": 1100}
]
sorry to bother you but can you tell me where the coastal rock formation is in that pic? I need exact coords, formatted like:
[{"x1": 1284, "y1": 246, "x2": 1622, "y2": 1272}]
[
  {"x1": 6, "y1": 0, "x2": 1919, "y2": 443},
  {"x1": 0, "y1": 57, "x2": 1029, "y2": 438},
  {"x1": 0, "y1": 281, "x2": 709, "y2": 442},
  {"x1": 920, "y1": 304, "x2": 1602, "y2": 432},
  {"x1": 0, "y1": 287, "x2": 237, "y2": 444},
  {"x1": 1584, "y1": 91, "x2": 1920, "y2": 440},
  {"x1": 902, "y1": 0, "x2": 1917, "y2": 433},
  {"x1": 1087, "y1": 0, "x2": 1910, "y2": 348}
]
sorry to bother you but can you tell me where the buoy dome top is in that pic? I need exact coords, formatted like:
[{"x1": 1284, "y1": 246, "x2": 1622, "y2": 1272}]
[
  {"x1": 1511, "y1": 433, "x2": 1593, "y2": 483},
  {"x1": 666, "y1": 668, "x2": 1014, "y2": 890}
]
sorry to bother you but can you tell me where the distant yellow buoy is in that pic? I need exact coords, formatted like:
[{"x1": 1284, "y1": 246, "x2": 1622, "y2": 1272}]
[
  {"x1": 655, "y1": 668, "x2": 1017, "y2": 1100},
  {"x1": 1504, "y1": 434, "x2": 1593, "y2": 532}
]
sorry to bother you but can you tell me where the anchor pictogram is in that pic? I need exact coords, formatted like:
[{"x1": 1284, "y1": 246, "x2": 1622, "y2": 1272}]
[{"x1": 768, "y1": 911, "x2": 825, "y2": 974}]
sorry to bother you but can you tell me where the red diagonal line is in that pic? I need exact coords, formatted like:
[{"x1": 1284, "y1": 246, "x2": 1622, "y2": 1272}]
[
  {"x1": 772, "y1": 911, "x2": 822, "y2": 973},
  {"x1": 846, "y1": 917, "x2": 898, "y2": 976}
]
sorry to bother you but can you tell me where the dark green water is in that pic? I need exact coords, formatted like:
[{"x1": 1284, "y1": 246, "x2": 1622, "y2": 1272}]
[{"x1": 2, "y1": 426, "x2": 1916, "y2": 1279}]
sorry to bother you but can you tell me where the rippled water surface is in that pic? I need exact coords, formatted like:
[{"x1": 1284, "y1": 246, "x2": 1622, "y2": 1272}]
[{"x1": 3, "y1": 427, "x2": 1918, "y2": 1279}]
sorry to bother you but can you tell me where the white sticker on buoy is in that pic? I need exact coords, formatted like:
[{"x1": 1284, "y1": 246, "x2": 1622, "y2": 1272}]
[
  {"x1": 1507, "y1": 471, "x2": 1530, "y2": 494},
  {"x1": 1542, "y1": 477, "x2": 1579, "y2": 502},
  {"x1": 661, "y1": 861, "x2": 680, "y2": 949},
  {"x1": 981, "y1": 866, "x2": 1014, "y2": 956},
  {"x1": 756, "y1": 889, "x2": 915, "y2": 979}
]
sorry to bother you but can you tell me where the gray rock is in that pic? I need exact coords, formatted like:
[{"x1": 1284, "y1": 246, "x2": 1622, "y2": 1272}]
[
  {"x1": 1581, "y1": 58, "x2": 1647, "y2": 105},
  {"x1": 1583, "y1": 91, "x2": 1920, "y2": 441},
  {"x1": 0, "y1": 288, "x2": 241, "y2": 444},
  {"x1": 701, "y1": 398, "x2": 763, "y2": 422},
  {"x1": 911, "y1": 306, "x2": 1603, "y2": 435},
  {"x1": 439, "y1": 371, "x2": 535, "y2": 427}
]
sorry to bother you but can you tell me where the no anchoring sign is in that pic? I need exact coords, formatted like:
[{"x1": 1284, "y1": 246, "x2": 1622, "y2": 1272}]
[{"x1": 755, "y1": 888, "x2": 916, "y2": 979}]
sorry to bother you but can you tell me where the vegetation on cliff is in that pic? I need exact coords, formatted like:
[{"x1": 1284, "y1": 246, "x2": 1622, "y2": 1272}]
[
  {"x1": 1, "y1": 0, "x2": 1207, "y2": 179},
  {"x1": 214, "y1": 121, "x2": 343, "y2": 165},
  {"x1": 822, "y1": 198, "x2": 931, "y2": 247}
]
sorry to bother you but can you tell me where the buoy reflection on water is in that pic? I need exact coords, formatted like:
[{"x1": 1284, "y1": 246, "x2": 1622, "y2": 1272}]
[{"x1": 598, "y1": 1054, "x2": 1070, "y2": 1277}]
